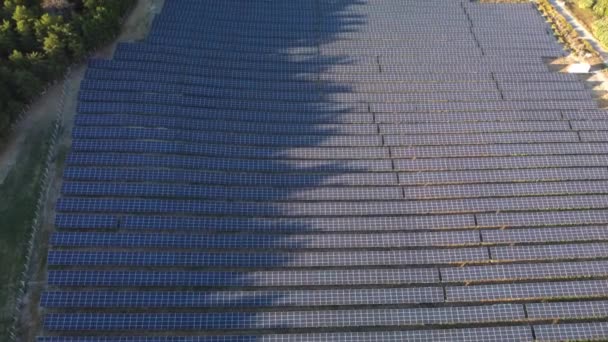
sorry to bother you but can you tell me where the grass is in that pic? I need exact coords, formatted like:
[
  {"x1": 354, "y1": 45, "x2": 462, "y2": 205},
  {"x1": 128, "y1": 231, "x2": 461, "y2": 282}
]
[{"x1": 0, "y1": 126, "x2": 51, "y2": 342}]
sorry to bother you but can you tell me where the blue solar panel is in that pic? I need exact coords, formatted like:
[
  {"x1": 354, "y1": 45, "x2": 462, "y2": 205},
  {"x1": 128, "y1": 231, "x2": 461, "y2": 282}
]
[
  {"x1": 44, "y1": 305, "x2": 524, "y2": 331},
  {"x1": 47, "y1": 248, "x2": 488, "y2": 267},
  {"x1": 36, "y1": 326, "x2": 534, "y2": 342},
  {"x1": 46, "y1": 268, "x2": 439, "y2": 287},
  {"x1": 74, "y1": 113, "x2": 376, "y2": 133},
  {"x1": 37, "y1": 0, "x2": 608, "y2": 340},
  {"x1": 41, "y1": 287, "x2": 444, "y2": 308}
]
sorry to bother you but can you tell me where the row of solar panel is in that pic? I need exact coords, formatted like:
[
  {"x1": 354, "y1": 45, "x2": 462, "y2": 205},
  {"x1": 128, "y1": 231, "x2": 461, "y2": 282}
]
[
  {"x1": 72, "y1": 123, "x2": 595, "y2": 143},
  {"x1": 149, "y1": 18, "x2": 510, "y2": 31},
  {"x1": 49, "y1": 230, "x2": 480, "y2": 248},
  {"x1": 144, "y1": 35, "x2": 559, "y2": 55},
  {"x1": 68, "y1": 134, "x2": 605, "y2": 159},
  {"x1": 73, "y1": 106, "x2": 598, "y2": 125},
  {"x1": 146, "y1": 30, "x2": 555, "y2": 48},
  {"x1": 76, "y1": 97, "x2": 598, "y2": 113},
  {"x1": 60, "y1": 182, "x2": 406, "y2": 201},
  {"x1": 87, "y1": 69, "x2": 581, "y2": 94},
  {"x1": 144, "y1": 37, "x2": 565, "y2": 57},
  {"x1": 60, "y1": 180, "x2": 608, "y2": 200},
  {"x1": 70, "y1": 128, "x2": 598, "y2": 151},
  {"x1": 81, "y1": 67, "x2": 577, "y2": 89},
  {"x1": 148, "y1": 14, "x2": 535, "y2": 27},
  {"x1": 151, "y1": 18, "x2": 549, "y2": 34},
  {"x1": 49, "y1": 226, "x2": 608, "y2": 248},
  {"x1": 46, "y1": 243, "x2": 608, "y2": 267},
  {"x1": 94, "y1": 75, "x2": 563, "y2": 97},
  {"x1": 150, "y1": 15, "x2": 549, "y2": 30},
  {"x1": 61, "y1": 167, "x2": 608, "y2": 187},
  {"x1": 164, "y1": 2, "x2": 539, "y2": 15},
  {"x1": 39, "y1": 279, "x2": 608, "y2": 307},
  {"x1": 76, "y1": 84, "x2": 591, "y2": 103},
  {"x1": 27, "y1": 325, "x2": 535, "y2": 342},
  {"x1": 44, "y1": 260, "x2": 608, "y2": 288},
  {"x1": 40, "y1": 288, "x2": 445, "y2": 308},
  {"x1": 72, "y1": 127, "x2": 385, "y2": 147},
  {"x1": 77, "y1": 94, "x2": 369, "y2": 113},
  {"x1": 94, "y1": 57, "x2": 555, "y2": 78},
  {"x1": 81, "y1": 78, "x2": 525, "y2": 95},
  {"x1": 53, "y1": 212, "x2": 476, "y2": 231},
  {"x1": 87, "y1": 60, "x2": 579, "y2": 82},
  {"x1": 43, "y1": 323, "x2": 590, "y2": 342},
  {"x1": 147, "y1": 23, "x2": 552, "y2": 39},
  {"x1": 145, "y1": 32, "x2": 480, "y2": 49},
  {"x1": 61, "y1": 167, "x2": 399, "y2": 186},
  {"x1": 369, "y1": 100, "x2": 597, "y2": 112},
  {"x1": 70, "y1": 121, "x2": 378, "y2": 139},
  {"x1": 479, "y1": 209, "x2": 608, "y2": 228},
  {"x1": 155, "y1": 16, "x2": 542, "y2": 29},
  {"x1": 69, "y1": 125, "x2": 580, "y2": 148},
  {"x1": 75, "y1": 108, "x2": 376, "y2": 125},
  {"x1": 77, "y1": 80, "x2": 590, "y2": 100},
  {"x1": 390, "y1": 142, "x2": 608, "y2": 158},
  {"x1": 111, "y1": 51, "x2": 556, "y2": 75},
  {"x1": 70, "y1": 140, "x2": 391, "y2": 159},
  {"x1": 580, "y1": 131, "x2": 608, "y2": 142},
  {"x1": 55, "y1": 195, "x2": 608, "y2": 216},
  {"x1": 44, "y1": 258, "x2": 608, "y2": 288},
  {"x1": 65, "y1": 152, "x2": 608, "y2": 173},
  {"x1": 114, "y1": 42, "x2": 553, "y2": 64},
  {"x1": 46, "y1": 248, "x2": 489, "y2": 267},
  {"x1": 145, "y1": 32, "x2": 559, "y2": 53},
  {"x1": 42, "y1": 303, "x2": 608, "y2": 330}
]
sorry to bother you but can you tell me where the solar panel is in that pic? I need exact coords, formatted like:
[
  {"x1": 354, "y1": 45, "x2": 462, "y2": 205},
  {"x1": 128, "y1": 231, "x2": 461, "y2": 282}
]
[
  {"x1": 47, "y1": 268, "x2": 439, "y2": 287},
  {"x1": 47, "y1": 248, "x2": 488, "y2": 267},
  {"x1": 44, "y1": 305, "x2": 524, "y2": 331},
  {"x1": 36, "y1": 326, "x2": 533, "y2": 341},
  {"x1": 37, "y1": 0, "x2": 608, "y2": 340},
  {"x1": 41, "y1": 287, "x2": 445, "y2": 308},
  {"x1": 50, "y1": 231, "x2": 478, "y2": 249},
  {"x1": 442, "y1": 260, "x2": 608, "y2": 283}
]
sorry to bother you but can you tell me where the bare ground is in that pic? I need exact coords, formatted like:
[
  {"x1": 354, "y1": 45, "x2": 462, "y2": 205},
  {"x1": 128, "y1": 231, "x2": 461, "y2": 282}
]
[{"x1": 7, "y1": 0, "x2": 165, "y2": 340}]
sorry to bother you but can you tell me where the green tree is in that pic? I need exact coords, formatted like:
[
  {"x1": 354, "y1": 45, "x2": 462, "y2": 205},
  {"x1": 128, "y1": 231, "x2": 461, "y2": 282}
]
[
  {"x1": 8, "y1": 48, "x2": 27, "y2": 67},
  {"x1": 12, "y1": 5, "x2": 38, "y2": 51},
  {"x1": 0, "y1": 0, "x2": 134, "y2": 137},
  {"x1": 34, "y1": 13, "x2": 62, "y2": 41},
  {"x1": 593, "y1": 17, "x2": 608, "y2": 47},
  {"x1": 578, "y1": 0, "x2": 596, "y2": 9},
  {"x1": 0, "y1": 19, "x2": 16, "y2": 57},
  {"x1": 593, "y1": 0, "x2": 608, "y2": 16},
  {"x1": 12, "y1": 67, "x2": 42, "y2": 101},
  {"x1": 25, "y1": 51, "x2": 51, "y2": 81}
]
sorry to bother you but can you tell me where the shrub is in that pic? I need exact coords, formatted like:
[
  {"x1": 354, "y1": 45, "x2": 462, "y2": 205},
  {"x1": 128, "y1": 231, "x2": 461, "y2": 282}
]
[
  {"x1": 593, "y1": 0, "x2": 608, "y2": 16},
  {"x1": 578, "y1": 0, "x2": 596, "y2": 8},
  {"x1": 593, "y1": 17, "x2": 608, "y2": 47}
]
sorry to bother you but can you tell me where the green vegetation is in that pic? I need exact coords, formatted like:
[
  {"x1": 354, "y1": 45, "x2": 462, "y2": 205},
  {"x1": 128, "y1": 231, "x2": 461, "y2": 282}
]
[
  {"x1": 0, "y1": 125, "x2": 51, "y2": 341},
  {"x1": 578, "y1": 0, "x2": 596, "y2": 9},
  {"x1": 538, "y1": 0, "x2": 598, "y2": 57},
  {"x1": 574, "y1": 0, "x2": 608, "y2": 47},
  {"x1": 0, "y1": 0, "x2": 135, "y2": 138}
]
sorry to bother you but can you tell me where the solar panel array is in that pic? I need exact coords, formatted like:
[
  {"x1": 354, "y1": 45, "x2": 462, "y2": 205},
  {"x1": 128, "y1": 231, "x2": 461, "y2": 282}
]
[{"x1": 38, "y1": 0, "x2": 608, "y2": 340}]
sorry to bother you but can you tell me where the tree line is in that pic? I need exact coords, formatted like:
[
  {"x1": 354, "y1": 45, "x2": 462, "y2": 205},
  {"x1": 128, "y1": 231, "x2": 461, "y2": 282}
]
[{"x1": 0, "y1": 0, "x2": 134, "y2": 137}]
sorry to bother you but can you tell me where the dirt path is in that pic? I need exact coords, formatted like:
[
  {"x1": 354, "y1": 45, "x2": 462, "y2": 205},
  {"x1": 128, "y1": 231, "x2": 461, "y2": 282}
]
[{"x1": 6, "y1": 0, "x2": 165, "y2": 340}]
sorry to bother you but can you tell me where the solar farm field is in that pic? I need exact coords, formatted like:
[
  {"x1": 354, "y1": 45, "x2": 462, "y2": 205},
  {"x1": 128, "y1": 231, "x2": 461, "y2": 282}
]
[{"x1": 35, "y1": 0, "x2": 608, "y2": 341}]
